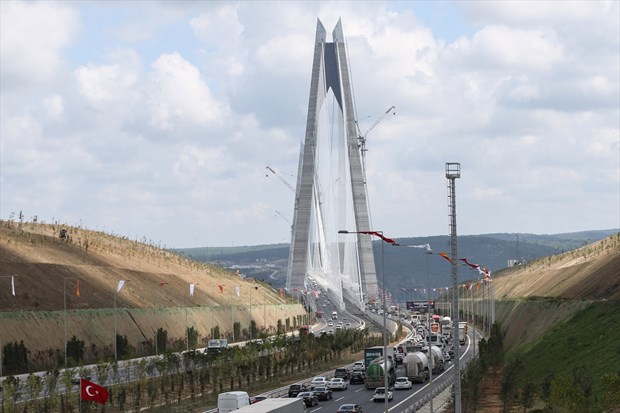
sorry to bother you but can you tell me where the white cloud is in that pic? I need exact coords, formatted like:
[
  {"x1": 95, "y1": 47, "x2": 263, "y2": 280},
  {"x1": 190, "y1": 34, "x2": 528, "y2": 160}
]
[
  {"x1": 0, "y1": 1, "x2": 79, "y2": 86},
  {"x1": 43, "y1": 95, "x2": 65, "y2": 120},
  {"x1": 148, "y1": 53, "x2": 226, "y2": 130}
]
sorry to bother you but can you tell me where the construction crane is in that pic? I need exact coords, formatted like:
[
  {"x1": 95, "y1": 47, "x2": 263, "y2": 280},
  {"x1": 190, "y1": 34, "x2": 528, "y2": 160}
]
[
  {"x1": 355, "y1": 105, "x2": 396, "y2": 181},
  {"x1": 266, "y1": 166, "x2": 296, "y2": 193}
]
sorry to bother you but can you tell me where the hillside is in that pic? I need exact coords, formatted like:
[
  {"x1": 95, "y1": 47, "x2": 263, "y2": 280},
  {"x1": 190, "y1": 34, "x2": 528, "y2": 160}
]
[
  {"x1": 176, "y1": 230, "x2": 618, "y2": 299},
  {"x1": 0, "y1": 221, "x2": 305, "y2": 368}
]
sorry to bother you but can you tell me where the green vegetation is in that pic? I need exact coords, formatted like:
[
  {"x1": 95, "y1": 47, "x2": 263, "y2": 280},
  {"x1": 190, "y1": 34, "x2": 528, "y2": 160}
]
[
  {"x1": 461, "y1": 302, "x2": 620, "y2": 412},
  {"x1": 1, "y1": 328, "x2": 380, "y2": 413}
]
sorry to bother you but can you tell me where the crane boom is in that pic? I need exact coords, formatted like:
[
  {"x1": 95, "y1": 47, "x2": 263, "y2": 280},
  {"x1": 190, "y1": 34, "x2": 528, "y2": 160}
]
[
  {"x1": 356, "y1": 105, "x2": 396, "y2": 181},
  {"x1": 266, "y1": 166, "x2": 296, "y2": 193}
]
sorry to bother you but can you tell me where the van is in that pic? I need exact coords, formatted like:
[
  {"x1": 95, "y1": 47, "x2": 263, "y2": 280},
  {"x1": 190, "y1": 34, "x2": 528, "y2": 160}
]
[{"x1": 217, "y1": 391, "x2": 250, "y2": 412}]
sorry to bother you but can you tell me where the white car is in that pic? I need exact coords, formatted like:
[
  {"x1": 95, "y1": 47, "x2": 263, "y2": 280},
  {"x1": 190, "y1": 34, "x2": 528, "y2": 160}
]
[
  {"x1": 310, "y1": 376, "x2": 327, "y2": 388},
  {"x1": 373, "y1": 387, "x2": 393, "y2": 402},
  {"x1": 394, "y1": 377, "x2": 412, "y2": 390},
  {"x1": 327, "y1": 321, "x2": 334, "y2": 327},
  {"x1": 352, "y1": 361, "x2": 365, "y2": 371},
  {"x1": 327, "y1": 377, "x2": 348, "y2": 390}
]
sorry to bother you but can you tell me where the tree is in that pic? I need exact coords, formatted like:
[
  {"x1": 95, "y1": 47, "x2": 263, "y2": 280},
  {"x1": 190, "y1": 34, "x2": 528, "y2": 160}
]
[
  {"x1": 66, "y1": 335, "x2": 85, "y2": 366},
  {"x1": 549, "y1": 373, "x2": 586, "y2": 412},
  {"x1": 157, "y1": 327, "x2": 168, "y2": 352},
  {"x1": 2, "y1": 340, "x2": 29, "y2": 375},
  {"x1": 599, "y1": 373, "x2": 620, "y2": 411}
]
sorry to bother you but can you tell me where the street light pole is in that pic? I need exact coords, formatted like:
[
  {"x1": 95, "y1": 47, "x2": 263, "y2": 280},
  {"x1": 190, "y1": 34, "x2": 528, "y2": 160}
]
[
  {"x1": 63, "y1": 277, "x2": 80, "y2": 369},
  {"x1": 338, "y1": 229, "x2": 391, "y2": 413}
]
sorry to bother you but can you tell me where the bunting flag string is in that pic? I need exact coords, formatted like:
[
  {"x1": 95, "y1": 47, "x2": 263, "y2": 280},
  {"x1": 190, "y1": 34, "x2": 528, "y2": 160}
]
[
  {"x1": 438, "y1": 252, "x2": 453, "y2": 263},
  {"x1": 459, "y1": 258, "x2": 480, "y2": 270},
  {"x1": 357, "y1": 231, "x2": 399, "y2": 245},
  {"x1": 402, "y1": 243, "x2": 432, "y2": 251},
  {"x1": 75, "y1": 279, "x2": 81, "y2": 297},
  {"x1": 11, "y1": 275, "x2": 16, "y2": 296},
  {"x1": 159, "y1": 282, "x2": 168, "y2": 288},
  {"x1": 218, "y1": 285, "x2": 224, "y2": 293},
  {"x1": 236, "y1": 286, "x2": 241, "y2": 297},
  {"x1": 189, "y1": 283, "x2": 195, "y2": 297},
  {"x1": 117, "y1": 280, "x2": 125, "y2": 293}
]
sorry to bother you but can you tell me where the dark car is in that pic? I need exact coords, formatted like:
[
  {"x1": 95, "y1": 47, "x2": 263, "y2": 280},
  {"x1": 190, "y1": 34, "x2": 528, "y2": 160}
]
[
  {"x1": 349, "y1": 371, "x2": 365, "y2": 384},
  {"x1": 394, "y1": 352, "x2": 404, "y2": 364},
  {"x1": 312, "y1": 386, "x2": 333, "y2": 401},
  {"x1": 288, "y1": 383, "x2": 308, "y2": 397},
  {"x1": 337, "y1": 403, "x2": 363, "y2": 413},
  {"x1": 334, "y1": 367, "x2": 350, "y2": 380},
  {"x1": 297, "y1": 391, "x2": 318, "y2": 407}
]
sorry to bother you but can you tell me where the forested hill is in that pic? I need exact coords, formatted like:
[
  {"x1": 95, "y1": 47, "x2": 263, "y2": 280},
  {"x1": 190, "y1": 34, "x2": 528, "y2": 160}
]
[{"x1": 175, "y1": 229, "x2": 618, "y2": 297}]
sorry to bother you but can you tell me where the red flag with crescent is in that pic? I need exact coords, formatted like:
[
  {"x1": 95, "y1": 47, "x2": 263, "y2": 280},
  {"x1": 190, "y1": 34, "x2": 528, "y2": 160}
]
[{"x1": 80, "y1": 378, "x2": 109, "y2": 405}]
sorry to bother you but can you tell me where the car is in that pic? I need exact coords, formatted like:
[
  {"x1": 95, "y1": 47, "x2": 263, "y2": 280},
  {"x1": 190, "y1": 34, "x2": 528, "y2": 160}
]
[
  {"x1": 337, "y1": 403, "x2": 363, "y2": 413},
  {"x1": 288, "y1": 383, "x2": 308, "y2": 397},
  {"x1": 297, "y1": 391, "x2": 318, "y2": 407},
  {"x1": 334, "y1": 367, "x2": 350, "y2": 380},
  {"x1": 373, "y1": 387, "x2": 393, "y2": 402},
  {"x1": 327, "y1": 329, "x2": 335, "y2": 334},
  {"x1": 312, "y1": 386, "x2": 332, "y2": 400},
  {"x1": 352, "y1": 361, "x2": 365, "y2": 371},
  {"x1": 394, "y1": 352, "x2": 404, "y2": 364},
  {"x1": 349, "y1": 371, "x2": 366, "y2": 384},
  {"x1": 442, "y1": 352, "x2": 451, "y2": 364},
  {"x1": 394, "y1": 377, "x2": 413, "y2": 390},
  {"x1": 310, "y1": 376, "x2": 327, "y2": 388},
  {"x1": 346, "y1": 322, "x2": 352, "y2": 327},
  {"x1": 328, "y1": 320, "x2": 334, "y2": 327},
  {"x1": 250, "y1": 395, "x2": 268, "y2": 404},
  {"x1": 328, "y1": 377, "x2": 348, "y2": 390},
  {"x1": 71, "y1": 371, "x2": 91, "y2": 385}
]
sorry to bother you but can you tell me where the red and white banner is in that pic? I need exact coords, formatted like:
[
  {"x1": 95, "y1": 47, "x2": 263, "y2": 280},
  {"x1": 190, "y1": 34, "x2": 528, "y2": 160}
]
[{"x1": 80, "y1": 379, "x2": 109, "y2": 405}]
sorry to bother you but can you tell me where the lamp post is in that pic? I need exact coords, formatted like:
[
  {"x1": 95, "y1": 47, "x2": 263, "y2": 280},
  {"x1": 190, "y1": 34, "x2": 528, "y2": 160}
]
[
  {"x1": 339, "y1": 229, "x2": 393, "y2": 413},
  {"x1": 64, "y1": 277, "x2": 80, "y2": 369},
  {"x1": 114, "y1": 279, "x2": 128, "y2": 361},
  {"x1": 186, "y1": 283, "x2": 199, "y2": 352},
  {"x1": 1, "y1": 275, "x2": 17, "y2": 377}
]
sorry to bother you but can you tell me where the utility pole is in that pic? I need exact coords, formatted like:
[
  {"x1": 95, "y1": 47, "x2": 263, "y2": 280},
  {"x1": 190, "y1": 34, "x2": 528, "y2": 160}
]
[{"x1": 446, "y1": 162, "x2": 462, "y2": 413}]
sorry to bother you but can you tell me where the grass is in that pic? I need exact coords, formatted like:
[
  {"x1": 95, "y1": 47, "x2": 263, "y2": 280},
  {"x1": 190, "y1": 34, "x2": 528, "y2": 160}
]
[{"x1": 512, "y1": 300, "x2": 620, "y2": 387}]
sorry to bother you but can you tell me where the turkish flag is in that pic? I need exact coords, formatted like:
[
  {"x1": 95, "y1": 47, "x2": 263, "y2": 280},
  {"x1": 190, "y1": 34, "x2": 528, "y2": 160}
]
[{"x1": 80, "y1": 379, "x2": 109, "y2": 405}]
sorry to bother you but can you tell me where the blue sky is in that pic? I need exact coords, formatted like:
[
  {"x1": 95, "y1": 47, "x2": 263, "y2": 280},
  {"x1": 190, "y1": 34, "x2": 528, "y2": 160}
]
[{"x1": 1, "y1": 1, "x2": 618, "y2": 248}]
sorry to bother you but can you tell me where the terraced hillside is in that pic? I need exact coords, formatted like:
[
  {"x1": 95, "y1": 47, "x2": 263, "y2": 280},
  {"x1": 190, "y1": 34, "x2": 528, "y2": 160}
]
[{"x1": 0, "y1": 221, "x2": 305, "y2": 368}]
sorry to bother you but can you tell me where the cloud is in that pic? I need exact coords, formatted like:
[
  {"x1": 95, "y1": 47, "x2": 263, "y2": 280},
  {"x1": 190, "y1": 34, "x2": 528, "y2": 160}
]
[{"x1": 0, "y1": 1, "x2": 79, "y2": 87}]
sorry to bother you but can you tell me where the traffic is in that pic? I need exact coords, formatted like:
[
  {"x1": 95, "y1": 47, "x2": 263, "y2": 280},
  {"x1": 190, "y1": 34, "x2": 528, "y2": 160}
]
[{"x1": 213, "y1": 308, "x2": 477, "y2": 413}]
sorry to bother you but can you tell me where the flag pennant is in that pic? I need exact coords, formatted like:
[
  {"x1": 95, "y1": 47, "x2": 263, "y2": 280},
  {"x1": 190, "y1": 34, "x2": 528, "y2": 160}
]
[
  {"x1": 117, "y1": 280, "x2": 125, "y2": 293},
  {"x1": 404, "y1": 244, "x2": 432, "y2": 251},
  {"x1": 159, "y1": 282, "x2": 168, "y2": 288},
  {"x1": 218, "y1": 285, "x2": 224, "y2": 293},
  {"x1": 358, "y1": 231, "x2": 398, "y2": 245},
  {"x1": 459, "y1": 258, "x2": 480, "y2": 270},
  {"x1": 438, "y1": 252, "x2": 453, "y2": 263},
  {"x1": 11, "y1": 275, "x2": 15, "y2": 296},
  {"x1": 80, "y1": 378, "x2": 109, "y2": 405},
  {"x1": 236, "y1": 286, "x2": 241, "y2": 297},
  {"x1": 189, "y1": 283, "x2": 195, "y2": 297},
  {"x1": 254, "y1": 286, "x2": 259, "y2": 290},
  {"x1": 75, "y1": 279, "x2": 81, "y2": 297},
  {"x1": 279, "y1": 288, "x2": 284, "y2": 298}
]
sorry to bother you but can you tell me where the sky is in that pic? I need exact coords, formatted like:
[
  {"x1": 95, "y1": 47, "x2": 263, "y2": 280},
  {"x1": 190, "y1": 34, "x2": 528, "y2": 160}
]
[{"x1": 1, "y1": 1, "x2": 619, "y2": 248}]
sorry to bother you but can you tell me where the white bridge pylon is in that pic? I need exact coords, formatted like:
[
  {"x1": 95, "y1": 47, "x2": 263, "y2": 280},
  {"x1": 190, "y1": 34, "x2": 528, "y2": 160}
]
[{"x1": 287, "y1": 18, "x2": 378, "y2": 311}]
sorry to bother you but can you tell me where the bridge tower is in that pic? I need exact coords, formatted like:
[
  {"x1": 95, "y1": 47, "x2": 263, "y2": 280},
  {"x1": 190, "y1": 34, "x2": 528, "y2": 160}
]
[{"x1": 287, "y1": 19, "x2": 377, "y2": 309}]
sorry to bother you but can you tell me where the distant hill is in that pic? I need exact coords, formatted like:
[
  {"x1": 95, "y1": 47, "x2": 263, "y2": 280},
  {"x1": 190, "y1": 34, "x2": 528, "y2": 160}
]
[{"x1": 175, "y1": 229, "x2": 618, "y2": 300}]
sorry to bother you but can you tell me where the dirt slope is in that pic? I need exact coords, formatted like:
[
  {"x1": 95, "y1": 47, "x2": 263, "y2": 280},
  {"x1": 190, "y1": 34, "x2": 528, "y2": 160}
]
[{"x1": 0, "y1": 221, "x2": 305, "y2": 359}]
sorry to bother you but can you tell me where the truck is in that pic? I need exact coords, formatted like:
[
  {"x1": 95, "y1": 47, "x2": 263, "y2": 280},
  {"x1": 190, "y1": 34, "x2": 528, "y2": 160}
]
[
  {"x1": 364, "y1": 345, "x2": 394, "y2": 369},
  {"x1": 365, "y1": 356, "x2": 395, "y2": 389},
  {"x1": 458, "y1": 321, "x2": 468, "y2": 345},
  {"x1": 207, "y1": 338, "x2": 228, "y2": 353},
  {"x1": 234, "y1": 397, "x2": 306, "y2": 413},
  {"x1": 403, "y1": 351, "x2": 429, "y2": 383},
  {"x1": 428, "y1": 345, "x2": 445, "y2": 374}
]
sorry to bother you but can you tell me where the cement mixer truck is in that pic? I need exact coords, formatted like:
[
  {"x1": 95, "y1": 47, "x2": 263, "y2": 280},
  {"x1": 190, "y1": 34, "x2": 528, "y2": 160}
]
[
  {"x1": 428, "y1": 345, "x2": 445, "y2": 374},
  {"x1": 365, "y1": 357, "x2": 395, "y2": 389},
  {"x1": 403, "y1": 351, "x2": 429, "y2": 383}
]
